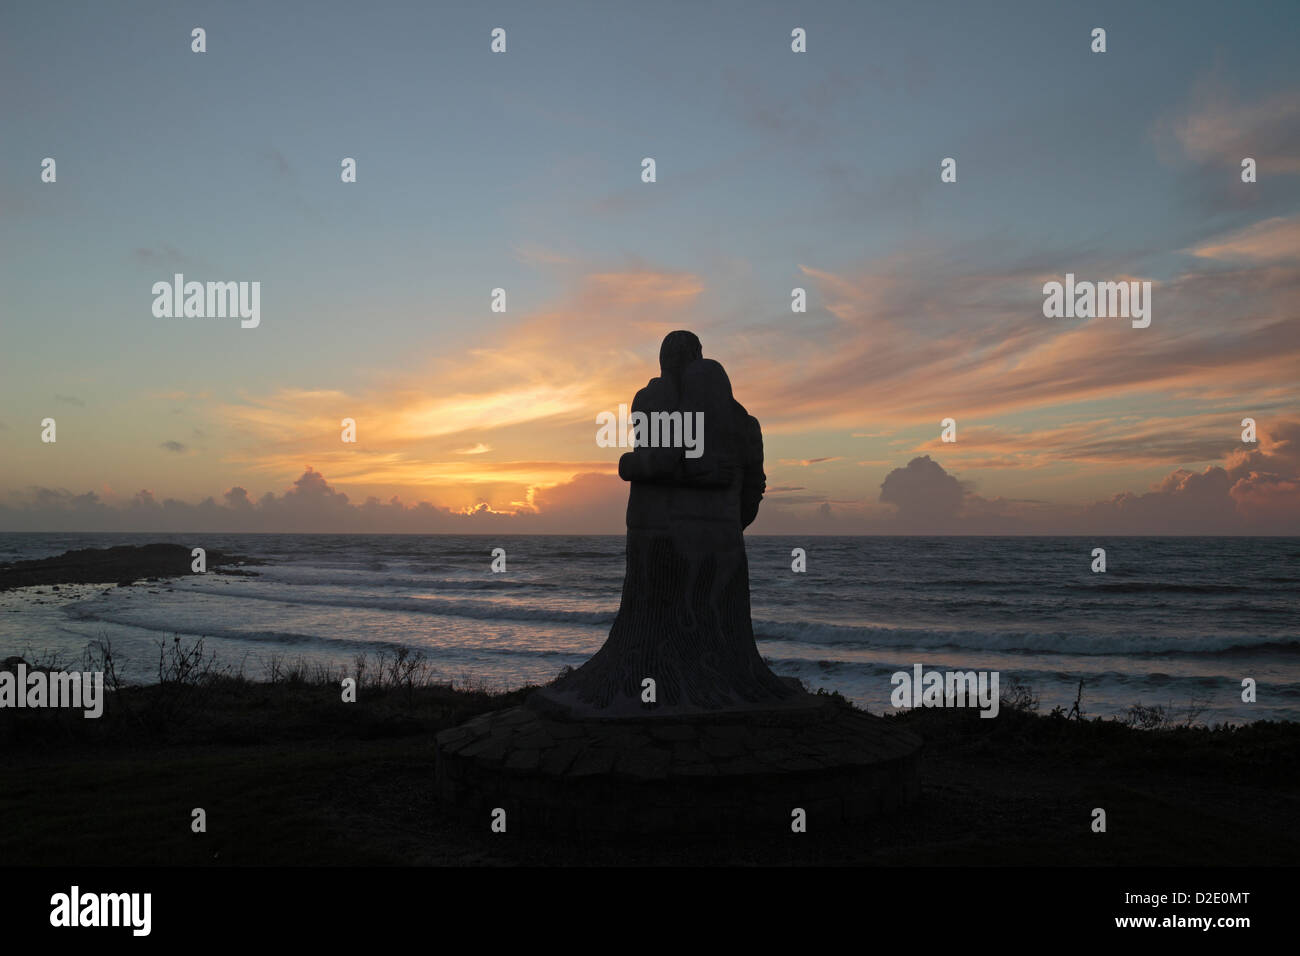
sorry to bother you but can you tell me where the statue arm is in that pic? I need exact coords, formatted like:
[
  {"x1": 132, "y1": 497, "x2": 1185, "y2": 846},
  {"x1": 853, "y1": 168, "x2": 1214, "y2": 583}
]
[
  {"x1": 740, "y1": 415, "x2": 765, "y2": 528},
  {"x1": 617, "y1": 380, "x2": 684, "y2": 483}
]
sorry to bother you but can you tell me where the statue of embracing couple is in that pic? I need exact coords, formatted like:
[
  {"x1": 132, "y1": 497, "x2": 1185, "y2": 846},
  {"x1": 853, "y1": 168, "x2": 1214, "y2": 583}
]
[{"x1": 533, "y1": 331, "x2": 800, "y2": 718}]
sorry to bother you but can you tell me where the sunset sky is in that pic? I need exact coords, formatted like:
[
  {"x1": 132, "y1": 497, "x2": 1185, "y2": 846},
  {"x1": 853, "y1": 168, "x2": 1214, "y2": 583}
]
[{"x1": 2, "y1": 0, "x2": 1298, "y2": 533}]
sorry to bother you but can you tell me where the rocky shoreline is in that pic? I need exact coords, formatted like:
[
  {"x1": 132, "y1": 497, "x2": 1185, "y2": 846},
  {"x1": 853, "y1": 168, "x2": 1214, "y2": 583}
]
[{"x1": 0, "y1": 543, "x2": 263, "y2": 591}]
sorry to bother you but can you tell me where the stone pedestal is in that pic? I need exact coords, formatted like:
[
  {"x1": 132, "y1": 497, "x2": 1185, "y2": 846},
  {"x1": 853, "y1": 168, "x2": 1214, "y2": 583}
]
[{"x1": 434, "y1": 695, "x2": 922, "y2": 835}]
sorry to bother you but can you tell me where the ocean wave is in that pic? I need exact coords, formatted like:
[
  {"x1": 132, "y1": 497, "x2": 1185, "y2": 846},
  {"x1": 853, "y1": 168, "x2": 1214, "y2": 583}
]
[
  {"x1": 752, "y1": 618, "x2": 1300, "y2": 657},
  {"x1": 61, "y1": 610, "x2": 361, "y2": 650},
  {"x1": 58, "y1": 608, "x2": 592, "y2": 661},
  {"x1": 162, "y1": 585, "x2": 617, "y2": 627},
  {"x1": 246, "y1": 566, "x2": 625, "y2": 593},
  {"x1": 57, "y1": 579, "x2": 1299, "y2": 659},
  {"x1": 252, "y1": 570, "x2": 574, "y2": 592},
  {"x1": 1066, "y1": 581, "x2": 1258, "y2": 594}
]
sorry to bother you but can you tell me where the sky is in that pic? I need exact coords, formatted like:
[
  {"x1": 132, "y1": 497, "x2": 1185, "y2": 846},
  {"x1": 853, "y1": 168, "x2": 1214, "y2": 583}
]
[{"x1": 2, "y1": 0, "x2": 1298, "y2": 534}]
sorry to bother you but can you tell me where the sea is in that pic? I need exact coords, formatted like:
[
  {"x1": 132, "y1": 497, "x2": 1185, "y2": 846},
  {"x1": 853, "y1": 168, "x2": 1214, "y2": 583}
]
[{"x1": 2, "y1": 533, "x2": 1298, "y2": 723}]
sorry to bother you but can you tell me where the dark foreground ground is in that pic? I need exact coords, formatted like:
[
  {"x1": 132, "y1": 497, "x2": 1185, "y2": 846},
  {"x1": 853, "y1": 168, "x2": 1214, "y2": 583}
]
[{"x1": 2, "y1": 664, "x2": 1296, "y2": 866}]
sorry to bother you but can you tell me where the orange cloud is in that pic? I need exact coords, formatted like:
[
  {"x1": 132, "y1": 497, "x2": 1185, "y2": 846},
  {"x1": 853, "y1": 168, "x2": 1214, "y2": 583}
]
[
  {"x1": 777, "y1": 456, "x2": 844, "y2": 467},
  {"x1": 132, "y1": 222, "x2": 1298, "y2": 529},
  {"x1": 583, "y1": 271, "x2": 704, "y2": 307},
  {"x1": 737, "y1": 219, "x2": 1300, "y2": 434},
  {"x1": 205, "y1": 265, "x2": 707, "y2": 511},
  {"x1": 910, "y1": 414, "x2": 1255, "y2": 470},
  {"x1": 1191, "y1": 217, "x2": 1300, "y2": 262},
  {"x1": 1163, "y1": 88, "x2": 1300, "y2": 174}
]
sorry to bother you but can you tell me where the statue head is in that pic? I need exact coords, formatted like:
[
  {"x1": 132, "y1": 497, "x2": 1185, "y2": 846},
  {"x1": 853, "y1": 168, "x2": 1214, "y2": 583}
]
[{"x1": 659, "y1": 331, "x2": 702, "y2": 387}]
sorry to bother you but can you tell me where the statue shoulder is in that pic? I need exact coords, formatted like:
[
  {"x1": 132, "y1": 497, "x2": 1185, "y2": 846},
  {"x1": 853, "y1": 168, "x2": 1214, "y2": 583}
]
[
  {"x1": 633, "y1": 376, "x2": 675, "y2": 410},
  {"x1": 737, "y1": 405, "x2": 762, "y2": 447}
]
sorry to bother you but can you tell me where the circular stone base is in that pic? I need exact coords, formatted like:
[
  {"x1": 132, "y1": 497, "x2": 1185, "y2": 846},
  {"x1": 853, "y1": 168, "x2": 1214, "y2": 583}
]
[{"x1": 434, "y1": 696, "x2": 923, "y2": 836}]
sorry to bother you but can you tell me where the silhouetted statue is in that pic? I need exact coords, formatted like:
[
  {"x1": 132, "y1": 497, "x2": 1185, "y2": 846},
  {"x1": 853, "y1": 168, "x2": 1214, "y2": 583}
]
[
  {"x1": 533, "y1": 331, "x2": 800, "y2": 717},
  {"x1": 441, "y1": 330, "x2": 923, "y2": 829}
]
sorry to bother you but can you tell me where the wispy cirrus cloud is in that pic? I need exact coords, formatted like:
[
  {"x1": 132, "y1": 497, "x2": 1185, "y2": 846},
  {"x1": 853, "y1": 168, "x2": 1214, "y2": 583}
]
[
  {"x1": 204, "y1": 266, "x2": 705, "y2": 512},
  {"x1": 1161, "y1": 88, "x2": 1300, "y2": 175},
  {"x1": 190, "y1": 211, "x2": 1298, "y2": 524},
  {"x1": 777, "y1": 457, "x2": 843, "y2": 467},
  {"x1": 1191, "y1": 216, "x2": 1300, "y2": 262},
  {"x1": 728, "y1": 217, "x2": 1300, "y2": 435}
]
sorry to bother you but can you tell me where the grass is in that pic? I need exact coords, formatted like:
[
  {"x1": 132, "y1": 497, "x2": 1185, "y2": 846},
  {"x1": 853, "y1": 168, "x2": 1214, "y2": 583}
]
[{"x1": 1, "y1": 639, "x2": 1297, "y2": 866}]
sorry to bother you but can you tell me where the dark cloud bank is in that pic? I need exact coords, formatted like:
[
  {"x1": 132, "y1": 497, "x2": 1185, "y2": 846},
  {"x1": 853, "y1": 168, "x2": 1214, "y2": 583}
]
[{"x1": 2, "y1": 423, "x2": 1297, "y2": 534}]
